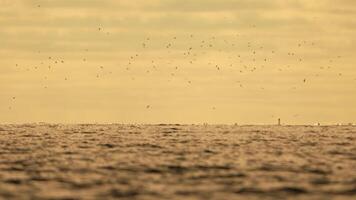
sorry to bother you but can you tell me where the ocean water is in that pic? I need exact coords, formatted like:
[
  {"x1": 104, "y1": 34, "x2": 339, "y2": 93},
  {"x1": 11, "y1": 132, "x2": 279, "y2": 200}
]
[{"x1": 0, "y1": 124, "x2": 355, "y2": 199}]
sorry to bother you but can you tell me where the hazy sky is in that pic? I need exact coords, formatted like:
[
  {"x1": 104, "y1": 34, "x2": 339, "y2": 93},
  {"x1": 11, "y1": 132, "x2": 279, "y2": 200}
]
[{"x1": 1, "y1": 0, "x2": 355, "y2": 124}]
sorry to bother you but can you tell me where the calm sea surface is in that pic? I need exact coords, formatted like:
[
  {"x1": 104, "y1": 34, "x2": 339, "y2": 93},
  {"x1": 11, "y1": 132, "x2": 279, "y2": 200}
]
[{"x1": 0, "y1": 124, "x2": 355, "y2": 199}]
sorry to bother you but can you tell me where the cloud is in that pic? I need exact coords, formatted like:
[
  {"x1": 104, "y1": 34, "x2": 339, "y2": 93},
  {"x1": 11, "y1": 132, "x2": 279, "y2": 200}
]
[{"x1": 0, "y1": 0, "x2": 355, "y2": 123}]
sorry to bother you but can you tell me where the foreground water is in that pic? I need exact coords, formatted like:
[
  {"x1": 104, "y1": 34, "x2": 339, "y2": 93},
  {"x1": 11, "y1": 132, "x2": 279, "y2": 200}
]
[{"x1": 0, "y1": 124, "x2": 355, "y2": 200}]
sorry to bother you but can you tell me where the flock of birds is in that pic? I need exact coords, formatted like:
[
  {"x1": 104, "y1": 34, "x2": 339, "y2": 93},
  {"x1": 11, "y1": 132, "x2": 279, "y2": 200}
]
[{"x1": 6, "y1": 18, "x2": 354, "y2": 113}]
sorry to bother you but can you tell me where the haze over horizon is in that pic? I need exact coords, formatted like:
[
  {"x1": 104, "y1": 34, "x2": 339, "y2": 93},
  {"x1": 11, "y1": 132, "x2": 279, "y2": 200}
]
[{"x1": 1, "y1": 0, "x2": 355, "y2": 124}]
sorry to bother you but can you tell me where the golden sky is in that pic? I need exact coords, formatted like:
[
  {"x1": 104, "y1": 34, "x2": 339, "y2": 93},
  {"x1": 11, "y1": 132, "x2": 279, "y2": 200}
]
[{"x1": 0, "y1": 0, "x2": 355, "y2": 124}]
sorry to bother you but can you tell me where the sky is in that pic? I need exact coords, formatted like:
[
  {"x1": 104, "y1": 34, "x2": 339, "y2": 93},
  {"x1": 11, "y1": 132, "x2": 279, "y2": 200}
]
[{"x1": 0, "y1": 0, "x2": 355, "y2": 124}]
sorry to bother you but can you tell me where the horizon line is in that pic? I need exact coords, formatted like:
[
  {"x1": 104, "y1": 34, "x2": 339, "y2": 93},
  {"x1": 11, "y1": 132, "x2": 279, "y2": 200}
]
[{"x1": 0, "y1": 122, "x2": 355, "y2": 126}]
